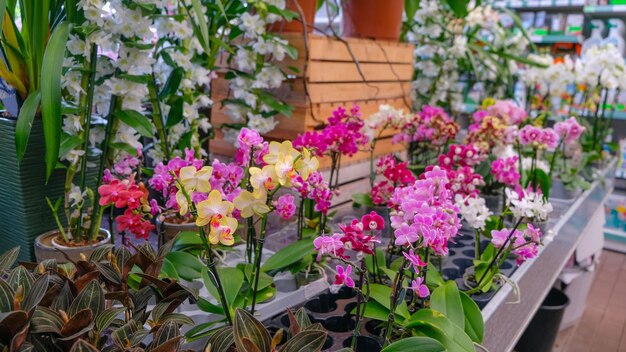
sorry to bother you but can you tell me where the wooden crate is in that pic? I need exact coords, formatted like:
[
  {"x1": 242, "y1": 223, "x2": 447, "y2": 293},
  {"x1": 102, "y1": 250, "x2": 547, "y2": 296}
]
[{"x1": 210, "y1": 34, "x2": 414, "y2": 168}]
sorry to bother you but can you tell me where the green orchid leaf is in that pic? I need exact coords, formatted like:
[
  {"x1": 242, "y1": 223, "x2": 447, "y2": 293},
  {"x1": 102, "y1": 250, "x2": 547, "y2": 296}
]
[
  {"x1": 15, "y1": 90, "x2": 40, "y2": 163},
  {"x1": 381, "y1": 336, "x2": 445, "y2": 352},
  {"x1": 41, "y1": 21, "x2": 70, "y2": 180},
  {"x1": 459, "y1": 291, "x2": 484, "y2": 343},
  {"x1": 262, "y1": 239, "x2": 314, "y2": 273},
  {"x1": 430, "y1": 280, "x2": 465, "y2": 330}
]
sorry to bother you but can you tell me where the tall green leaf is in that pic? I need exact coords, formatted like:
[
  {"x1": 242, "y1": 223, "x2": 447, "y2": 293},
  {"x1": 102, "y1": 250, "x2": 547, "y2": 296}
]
[
  {"x1": 41, "y1": 21, "x2": 70, "y2": 180},
  {"x1": 445, "y1": 0, "x2": 469, "y2": 18},
  {"x1": 261, "y1": 239, "x2": 313, "y2": 273},
  {"x1": 21, "y1": 272, "x2": 49, "y2": 311},
  {"x1": 15, "y1": 90, "x2": 40, "y2": 163},
  {"x1": 430, "y1": 280, "x2": 465, "y2": 330},
  {"x1": 0, "y1": 247, "x2": 20, "y2": 270},
  {"x1": 202, "y1": 266, "x2": 243, "y2": 309},
  {"x1": 205, "y1": 326, "x2": 234, "y2": 352},
  {"x1": 95, "y1": 307, "x2": 125, "y2": 332},
  {"x1": 0, "y1": 279, "x2": 14, "y2": 312},
  {"x1": 69, "y1": 339, "x2": 99, "y2": 352},
  {"x1": 279, "y1": 330, "x2": 326, "y2": 352},
  {"x1": 406, "y1": 309, "x2": 475, "y2": 352},
  {"x1": 459, "y1": 291, "x2": 484, "y2": 343},
  {"x1": 233, "y1": 309, "x2": 271, "y2": 352},
  {"x1": 381, "y1": 337, "x2": 445, "y2": 352},
  {"x1": 7, "y1": 266, "x2": 34, "y2": 293},
  {"x1": 404, "y1": 0, "x2": 420, "y2": 21},
  {"x1": 368, "y1": 284, "x2": 410, "y2": 321},
  {"x1": 68, "y1": 280, "x2": 104, "y2": 318},
  {"x1": 114, "y1": 110, "x2": 154, "y2": 138},
  {"x1": 31, "y1": 307, "x2": 63, "y2": 334},
  {"x1": 159, "y1": 67, "x2": 184, "y2": 99}
]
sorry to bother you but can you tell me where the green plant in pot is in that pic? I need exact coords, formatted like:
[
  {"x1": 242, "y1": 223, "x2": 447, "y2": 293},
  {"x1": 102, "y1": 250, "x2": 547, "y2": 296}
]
[
  {"x1": 463, "y1": 218, "x2": 543, "y2": 296},
  {"x1": 35, "y1": 0, "x2": 164, "y2": 261},
  {"x1": 0, "y1": 1, "x2": 74, "y2": 260},
  {"x1": 0, "y1": 243, "x2": 196, "y2": 351},
  {"x1": 548, "y1": 117, "x2": 590, "y2": 200}
]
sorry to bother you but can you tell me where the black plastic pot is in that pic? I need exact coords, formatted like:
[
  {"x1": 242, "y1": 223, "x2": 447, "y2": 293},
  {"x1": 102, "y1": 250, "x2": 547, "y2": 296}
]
[
  {"x1": 304, "y1": 294, "x2": 337, "y2": 313},
  {"x1": 515, "y1": 288, "x2": 570, "y2": 352},
  {"x1": 342, "y1": 336, "x2": 381, "y2": 352}
]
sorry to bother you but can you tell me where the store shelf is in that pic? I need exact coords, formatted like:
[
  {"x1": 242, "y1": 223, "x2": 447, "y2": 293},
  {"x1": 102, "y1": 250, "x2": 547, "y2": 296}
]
[
  {"x1": 604, "y1": 227, "x2": 626, "y2": 253},
  {"x1": 529, "y1": 34, "x2": 583, "y2": 43},
  {"x1": 584, "y1": 4, "x2": 626, "y2": 16},
  {"x1": 482, "y1": 162, "x2": 615, "y2": 351},
  {"x1": 496, "y1": 0, "x2": 585, "y2": 11}
]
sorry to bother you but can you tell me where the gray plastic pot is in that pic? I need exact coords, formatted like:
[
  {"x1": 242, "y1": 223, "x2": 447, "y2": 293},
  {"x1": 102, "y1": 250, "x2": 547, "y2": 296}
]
[
  {"x1": 550, "y1": 178, "x2": 581, "y2": 200},
  {"x1": 34, "y1": 229, "x2": 111, "y2": 263}
]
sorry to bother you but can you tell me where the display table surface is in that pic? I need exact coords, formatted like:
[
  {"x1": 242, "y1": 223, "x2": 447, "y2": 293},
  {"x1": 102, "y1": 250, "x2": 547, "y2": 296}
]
[{"x1": 481, "y1": 166, "x2": 614, "y2": 351}]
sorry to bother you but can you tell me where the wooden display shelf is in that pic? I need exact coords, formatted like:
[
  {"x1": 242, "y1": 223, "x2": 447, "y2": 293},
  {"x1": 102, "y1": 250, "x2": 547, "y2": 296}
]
[{"x1": 210, "y1": 34, "x2": 414, "y2": 166}]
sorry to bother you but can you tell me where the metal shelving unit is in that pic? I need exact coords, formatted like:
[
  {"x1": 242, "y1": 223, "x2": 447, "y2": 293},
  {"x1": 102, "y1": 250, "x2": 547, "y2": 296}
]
[
  {"x1": 482, "y1": 163, "x2": 615, "y2": 351},
  {"x1": 584, "y1": 4, "x2": 626, "y2": 17},
  {"x1": 529, "y1": 33, "x2": 584, "y2": 42}
]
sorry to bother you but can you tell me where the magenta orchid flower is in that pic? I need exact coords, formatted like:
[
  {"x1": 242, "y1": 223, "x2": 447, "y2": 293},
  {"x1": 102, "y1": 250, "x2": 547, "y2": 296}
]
[
  {"x1": 403, "y1": 248, "x2": 427, "y2": 269},
  {"x1": 313, "y1": 233, "x2": 345, "y2": 260},
  {"x1": 409, "y1": 277, "x2": 430, "y2": 298},
  {"x1": 334, "y1": 265, "x2": 355, "y2": 288},
  {"x1": 362, "y1": 211, "x2": 385, "y2": 231}
]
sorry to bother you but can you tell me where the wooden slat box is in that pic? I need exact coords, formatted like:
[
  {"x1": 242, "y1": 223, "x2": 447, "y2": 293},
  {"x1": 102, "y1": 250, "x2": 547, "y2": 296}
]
[{"x1": 210, "y1": 34, "x2": 414, "y2": 169}]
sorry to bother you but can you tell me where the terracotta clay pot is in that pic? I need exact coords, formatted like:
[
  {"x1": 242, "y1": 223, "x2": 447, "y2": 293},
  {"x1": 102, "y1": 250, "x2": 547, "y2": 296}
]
[
  {"x1": 341, "y1": 0, "x2": 404, "y2": 41},
  {"x1": 34, "y1": 229, "x2": 111, "y2": 263},
  {"x1": 269, "y1": 0, "x2": 317, "y2": 33}
]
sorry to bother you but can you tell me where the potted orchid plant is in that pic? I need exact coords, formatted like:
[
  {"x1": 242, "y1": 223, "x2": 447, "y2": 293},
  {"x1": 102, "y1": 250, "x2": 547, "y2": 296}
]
[
  {"x1": 505, "y1": 186, "x2": 553, "y2": 234},
  {"x1": 464, "y1": 221, "x2": 543, "y2": 296},
  {"x1": 0, "y1": 2, "x2": 71, "y2": 260},
  {"x1": 34, "y1": 0, "x2": 166, "y2": 262},
  {"x1": 293, "y1": 105, "x2": 368, "y2": 234},
  {"x1": 233, "y1": 128, "x2": 320, "y2": 313},
  {"x1": 149, "y1": 150, "x2": 243, "y2": 245},
  {"x1": 549, "y1": 117, "x2": 590, "y2": 199},
  {"x1": 355, "y1": 166, "x2": 486, "y2": 351},
  {"x1": 393, "y1": 105, "x2": 459, "y2": 171},
  {"x1": 352, "y1": 105, "x2": 414, "y2": 238}
]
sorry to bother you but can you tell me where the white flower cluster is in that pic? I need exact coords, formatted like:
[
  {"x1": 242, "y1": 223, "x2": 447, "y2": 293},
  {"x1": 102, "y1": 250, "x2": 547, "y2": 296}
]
[
  {"x1": 520, "y1": 45, "x2": 626, "y2": 111},
  {"x1": 521, "y1": 54, "x2": 575, "y2": 97},
  {"x1": 149, "y1": 9, "x2": 216, "y2": 162},
  {"x1": 407, "y1": 1, "x2": 528, "y2": 110},
  {"x1": 224, "y1": 0, "x2": 293, "y2": 138},
  {"x1": 62, "y1": 0, "x2": 167, "y2": 165},
  {"x1": 505, "y1": 188, "x2": 553, "y2": 222},
  {"x1": 577, "y1": 44, "x2": 626, "y2": 91},
  {"x1": 361, "y1": 104, "x2": 410, "y2": 141},
  {"x1": 455, "y1": 195, "x2": 493, "y2": 230}
]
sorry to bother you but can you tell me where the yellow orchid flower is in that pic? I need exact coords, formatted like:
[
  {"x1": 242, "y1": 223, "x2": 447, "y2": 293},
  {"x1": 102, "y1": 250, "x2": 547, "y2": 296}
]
[
  {"x1": 208, "y1": 216, "x2": 238, "y2": 246},
  {"x1": 176, "y1": 190, "x2": 189, "y2": 216},
  {"x1": 179, "y1": 166, "x2": 213, "y2": 193},
  {"x1": 196, "y1": 190, "x2": 235, "y2": 227},
  {"x1": 234, "y1": 189, "x2": 270, "y2": 218},
  {"x1": 295, "y1": 148, "x2": 319, "y2": 180},
  {"x1": 263, "y1": 141, "x2": 299, "y2": 165},
  {"x1": 274, "y1": 153, "x2": 296, "y2": 187},
  {"x1": 249, "y1": 165, "x2": 277, "y2": 191}
]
